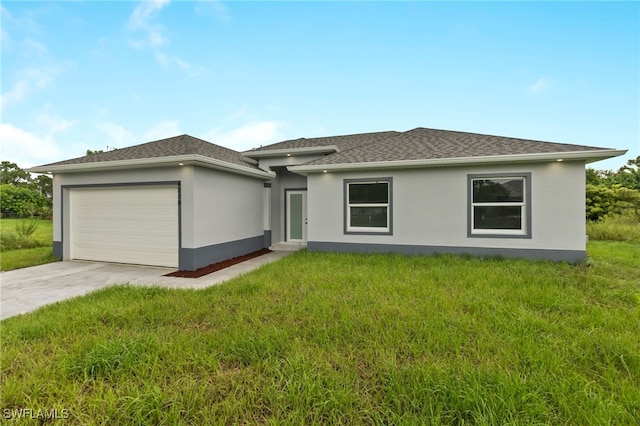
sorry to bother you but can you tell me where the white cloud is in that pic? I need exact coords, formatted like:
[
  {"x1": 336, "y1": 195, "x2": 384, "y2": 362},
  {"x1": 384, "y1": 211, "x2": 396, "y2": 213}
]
[
  {"x1": 203, "y1": 121, "x2": 285, "y2": 151},
  {"x1": 195, "y1": 0, "x2": 229, "y2": 20},
  {"x1": 128, "y1": 1, "x2": 207, "y2": 76},
  {"x1": 144, "y1": 120, "x2": 181, "y2": 141},
  {"x1": 1, "y1": 27, "x2": 12, "y2": 51},
  {"x1": 23, "y1": 37, "x2": 46, "y2": 54},
  {"x1": 128, "y1": 0, "x2": 171, "y2": 49},
  {"x1": 0, "y1": 67, "x2": 58, "y2": 108},
  {"x1": 527, "y1": 78, "x2": 550, "y2": 95},
  {"x1": 155, "y1": 52, "x2": 207, "y2": 77},
  {"x1": 36, "y1": 112, "x2": 73, "y2": 133},
  {"x1": 0, "y1": 123, "x2": 61, "y2": 169},
  {"x1": 97, "y1": 122, "x2": 137, "y2": 148}
]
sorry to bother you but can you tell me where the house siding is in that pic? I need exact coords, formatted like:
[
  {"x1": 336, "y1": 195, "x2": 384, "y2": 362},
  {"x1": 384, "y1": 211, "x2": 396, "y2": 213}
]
[
  {"x1": 306, "y1": 161, "x2": 586, "y2": 262},
  {"x1": 52, "y1": 165, "x2": 267, "y2": 270},
  {"x1": 189, "y1": 167, "x2": 265, "y2": 267}
]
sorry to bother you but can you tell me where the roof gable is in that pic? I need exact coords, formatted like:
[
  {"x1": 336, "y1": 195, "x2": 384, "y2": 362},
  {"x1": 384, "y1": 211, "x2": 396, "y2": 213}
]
[
  {"x1": 298, "y1": 127, "x2": 619, "y2": 167},
  {"x1": 36, "y1": 134, "x2": 258, "y2": 170},
  {"x1": 246, "y1": 130, "x2": 400, "y2": 154}
]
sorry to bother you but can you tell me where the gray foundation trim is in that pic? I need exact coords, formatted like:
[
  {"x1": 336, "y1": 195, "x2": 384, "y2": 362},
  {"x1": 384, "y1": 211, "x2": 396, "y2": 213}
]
[
  {"x1": 264, "y1": 230, "x2": 272, "y2": 247},
  {"x1": 179, "y1": 235, "x2": 264, "y2": 271},
  {"x1": 307, "y1": 241, "x2": 586, "y2": 264},
  {"x1": 52, "y1": 241, "x2": 63, "y2": 259}
]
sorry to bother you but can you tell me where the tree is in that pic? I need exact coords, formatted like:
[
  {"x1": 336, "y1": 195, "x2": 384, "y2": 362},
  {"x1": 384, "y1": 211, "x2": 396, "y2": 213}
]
[
  {"x1": 0, "y1": 184, "x2": 51, "y2": 218},
  {"x1": 32, "y1": 174, "x2": 53, "y2": 199},
  {"x1": 586, "y1": 156, "x2": 640, "y2": 190},
  {"x1": 586, "y1": 184, "x2": 640, "y2": 221},
  {"x1": 0, "y1": 161, "x2": 31, "y2": 186},
  {"x1": 585, "y1": 156, "x2": 640, "y2": 221},
  {"x1": 0, "y1": 162, "x2": 53, "y2": 217},
  {"x1": 586, "y1": 168, "x2": 605, "y2": 186},
  {"x1": 86, "y1": 149, "x2": 104, "y2": 155},
  {"x1": 612, "y1": 156, "x2": 640, "y2": 190}
]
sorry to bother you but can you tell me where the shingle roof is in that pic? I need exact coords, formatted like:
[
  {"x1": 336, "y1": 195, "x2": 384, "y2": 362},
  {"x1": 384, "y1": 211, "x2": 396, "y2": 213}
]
[
  {"x1": 299, "y1": 127, "x2": 615, "y2": 166},
  {"x1": 247, "y1": 130, "x2": 400, "y2": 153},
  {"x1": 35, "y1": 128, "x2": 619, "y2": 173},
  {"x1": 37, "y1": 134, "x2": 259, "y2": 169}
]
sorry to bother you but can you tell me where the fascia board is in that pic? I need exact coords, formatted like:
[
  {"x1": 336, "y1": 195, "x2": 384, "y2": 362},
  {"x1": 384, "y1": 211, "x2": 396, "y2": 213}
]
[
  {"x1": 28, "y1": 154, "x2": 276, "y2": 179},
  {"x1": 243, "y1": 145, "x2": 339, "y2": 158},
  {"x1": 288, "y1": 149, "x2": 628, "y2": 173}
]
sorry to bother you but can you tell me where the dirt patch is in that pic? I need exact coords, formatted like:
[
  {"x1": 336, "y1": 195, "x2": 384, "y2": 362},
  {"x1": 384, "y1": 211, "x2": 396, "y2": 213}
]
[{"x1": 165, "y1": 248, "x2": 272, "y2": 278}]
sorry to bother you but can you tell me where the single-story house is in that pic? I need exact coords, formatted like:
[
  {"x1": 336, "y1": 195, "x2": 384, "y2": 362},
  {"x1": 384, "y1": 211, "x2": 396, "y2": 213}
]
[{"x1": 29, "y1": 128, "x2": 626, "y2": 269}]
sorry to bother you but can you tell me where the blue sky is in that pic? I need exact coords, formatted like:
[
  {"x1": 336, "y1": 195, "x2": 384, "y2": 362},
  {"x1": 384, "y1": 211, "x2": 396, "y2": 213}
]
[{"x1": 1, "y1": 1, "x2": 638, "y2": 170}]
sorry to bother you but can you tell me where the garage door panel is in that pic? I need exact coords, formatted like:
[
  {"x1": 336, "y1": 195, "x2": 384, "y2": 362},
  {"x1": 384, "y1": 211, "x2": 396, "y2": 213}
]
[{"x1": 70, "y1": 186, "x2": 179, "y2": 267}]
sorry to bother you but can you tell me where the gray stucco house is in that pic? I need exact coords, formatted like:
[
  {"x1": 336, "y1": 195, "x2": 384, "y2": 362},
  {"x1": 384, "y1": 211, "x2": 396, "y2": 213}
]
[{"x1": 29, "y1": 127, "x2": 626, "y2": 270}]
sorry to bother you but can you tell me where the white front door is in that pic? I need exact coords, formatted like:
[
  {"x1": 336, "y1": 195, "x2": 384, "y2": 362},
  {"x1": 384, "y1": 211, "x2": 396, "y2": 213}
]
[{"x1": 286, "y1": 190, "x2": 307, "y2": 242}]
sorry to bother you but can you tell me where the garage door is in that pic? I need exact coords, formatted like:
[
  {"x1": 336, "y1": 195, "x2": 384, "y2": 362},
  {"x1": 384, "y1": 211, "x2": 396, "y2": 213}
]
[{"x1": 70, "y1": 186, "x2": 179, "y2": 267}]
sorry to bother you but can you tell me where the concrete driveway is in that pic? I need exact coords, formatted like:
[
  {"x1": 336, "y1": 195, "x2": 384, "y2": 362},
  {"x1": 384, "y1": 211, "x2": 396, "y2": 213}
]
[{"x1": 1, "y1": 252, "x2": 291, "y2": 320}]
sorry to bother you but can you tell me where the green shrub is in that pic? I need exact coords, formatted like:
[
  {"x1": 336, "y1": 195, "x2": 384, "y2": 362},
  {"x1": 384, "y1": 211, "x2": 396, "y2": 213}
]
[
  {"x1": 15, "y1": 219, "x2": 39, "y2": 238},
  {"x1": 0, "y1": 184, "x2": 51, "y2": 218}
]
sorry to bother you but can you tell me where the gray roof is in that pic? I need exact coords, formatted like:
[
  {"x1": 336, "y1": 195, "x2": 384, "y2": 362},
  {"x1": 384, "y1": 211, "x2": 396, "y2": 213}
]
[
  {"x1": 35, "y1": 128, "x2": 618, "y2": 173},
  {"x1": 298, "y1": 127, "x2": 614, "y2": 166},
  {"x1": 37, "y1": 134, "x2": 259, "y2": 169},
  {"x1": 247, "y1": 130, "x2": 400, "y2": 153}
]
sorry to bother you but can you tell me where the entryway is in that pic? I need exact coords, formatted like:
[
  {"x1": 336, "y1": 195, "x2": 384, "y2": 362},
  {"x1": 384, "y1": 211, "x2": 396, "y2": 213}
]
[{"x1": 286, "y1": 190, "x2": 307, "y2": 242}]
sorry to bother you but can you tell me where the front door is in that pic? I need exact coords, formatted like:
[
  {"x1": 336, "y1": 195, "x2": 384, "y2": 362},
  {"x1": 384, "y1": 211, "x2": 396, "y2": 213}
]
[{"x1": 286, "y1": 190, "x2": 307, "y2": 242}]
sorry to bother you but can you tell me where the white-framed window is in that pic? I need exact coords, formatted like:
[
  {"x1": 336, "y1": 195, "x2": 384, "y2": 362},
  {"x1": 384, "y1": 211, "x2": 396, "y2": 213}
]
[
  {"x1": 468, "y1": 173, "x2": 531, "y2": 238},
  {"x1": 344, "y1": 178, "x2": 392, "y2": 234}
]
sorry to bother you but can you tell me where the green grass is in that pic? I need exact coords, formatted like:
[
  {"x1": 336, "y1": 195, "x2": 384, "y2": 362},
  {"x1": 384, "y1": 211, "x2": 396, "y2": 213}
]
[
  {"x1": 0, "y1": 218, "x2": 53, "y2": 245},
  {"x1": 0, "y1": 219, "x2": 57, "y2": 271},
  {"x1": 587, "y1": 213, "x2": 640, "y2": 243},
  {"x1": 1, "y1": 241, "x2": 638, "y2": 424},
  {"x1": 0, "y1": 246, "x2": 59, "y2": 271}
]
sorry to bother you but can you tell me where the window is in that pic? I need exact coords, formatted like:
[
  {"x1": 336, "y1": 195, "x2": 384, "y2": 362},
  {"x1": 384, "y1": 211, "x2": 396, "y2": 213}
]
[
  {"x1": 345, "y1": 178, "x2": 392, "y2": 234},
  {"x1": 468, "y1": 173, "x2": 531, "y2": 238}
]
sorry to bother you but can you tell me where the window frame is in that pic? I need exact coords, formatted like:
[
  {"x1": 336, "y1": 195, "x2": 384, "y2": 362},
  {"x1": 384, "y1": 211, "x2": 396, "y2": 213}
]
[
  {"x1": 467, "y1": 173, "x2": 532, "y2": 239},
  {"x1": 344, "y1": 177, "x2": 393, "y2": 235}
]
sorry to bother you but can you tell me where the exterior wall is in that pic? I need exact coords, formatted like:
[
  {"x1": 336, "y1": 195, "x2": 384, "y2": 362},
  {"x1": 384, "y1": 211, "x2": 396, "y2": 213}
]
[
  {"x1": 52, "y1": 165, "x2": 267, "y2": 270},
  {"x1": 269, "y1": 167, "x2": 307, "y2": 244},
  {"x1": 306, "y1": 161, "x2": 587, "y2": 262},
  {"x1": 183, "y1": 167, "x2": 266, "y2": 270}
]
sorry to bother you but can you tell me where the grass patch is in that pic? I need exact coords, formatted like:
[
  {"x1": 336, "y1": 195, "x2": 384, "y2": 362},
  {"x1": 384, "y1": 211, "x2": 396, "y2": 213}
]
[
  {"x1": 0, "y1": 219, "x2": 57, "y2": 270},
  {"x1": 587, "y1": 213, "x2": 640, "y2": 243},
  {"x1": 0, "y1": 218, "x2": 53, "y2": 246},
  {"x1": 0, "y1": 246, "x2": 58, "y2": 271},
  {"x1": 1, "y1": 242, "x2": 638, "y2": 424}
]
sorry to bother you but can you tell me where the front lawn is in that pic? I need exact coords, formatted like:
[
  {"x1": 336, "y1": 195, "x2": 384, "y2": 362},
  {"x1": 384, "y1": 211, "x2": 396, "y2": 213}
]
[
  {"x1": 1, "y1": 241, "x2": 638, "y2": 424},
  {"x1": 0, "y1": 219, "x2": 57, "y2": 271}
]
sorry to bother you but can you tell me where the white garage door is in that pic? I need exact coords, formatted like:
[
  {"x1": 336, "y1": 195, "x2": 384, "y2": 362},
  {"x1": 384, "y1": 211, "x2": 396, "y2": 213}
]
[{"x1": 70, "y1": 186, "x2": 179, "y2": 267}]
